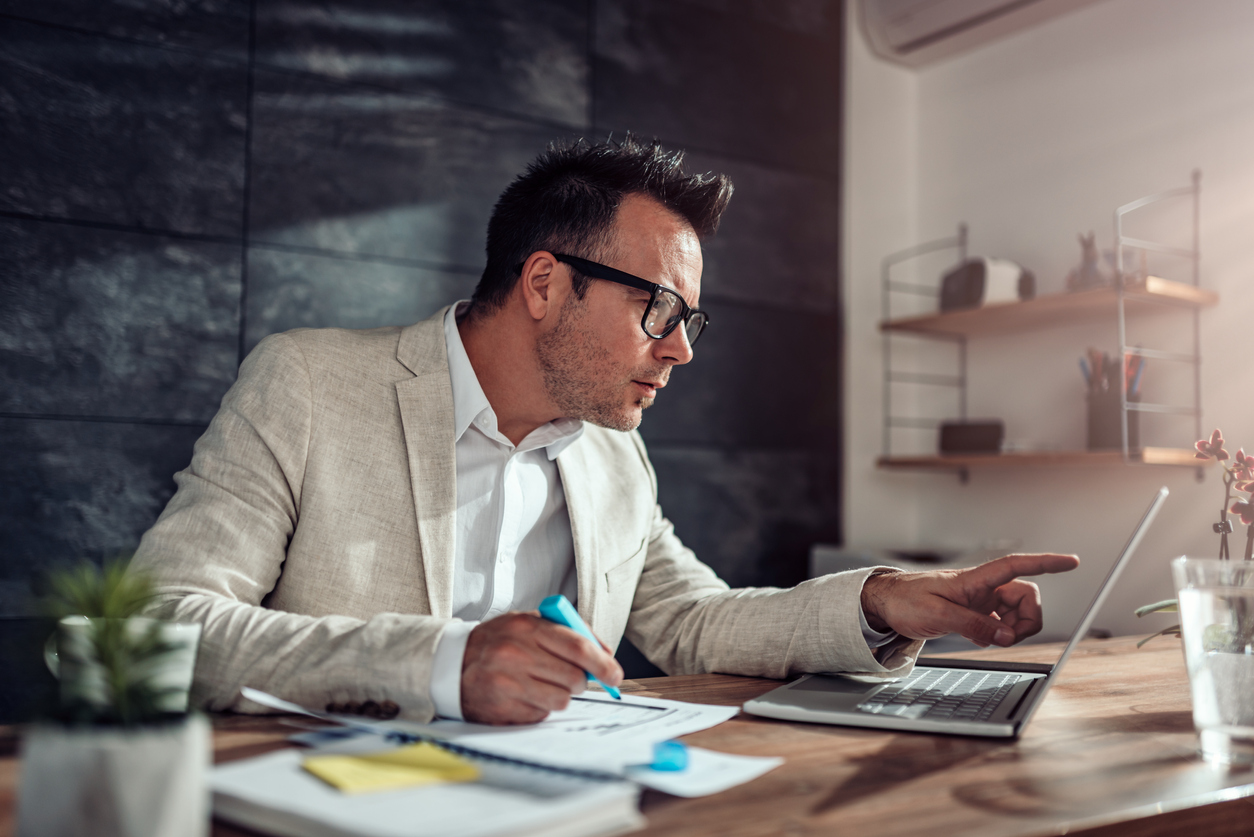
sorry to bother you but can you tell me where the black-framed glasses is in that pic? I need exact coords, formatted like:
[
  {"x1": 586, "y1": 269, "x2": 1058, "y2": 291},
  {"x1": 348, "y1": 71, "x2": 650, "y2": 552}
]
[{"x1": 551, "y1": 253, "x2": 708, "y2": 346}]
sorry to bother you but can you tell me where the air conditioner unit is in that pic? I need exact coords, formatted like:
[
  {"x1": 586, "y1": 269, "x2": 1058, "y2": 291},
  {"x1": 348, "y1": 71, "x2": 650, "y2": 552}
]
[{"x1": 859, "y1": 0, "x2": 1106, "y2": 66}]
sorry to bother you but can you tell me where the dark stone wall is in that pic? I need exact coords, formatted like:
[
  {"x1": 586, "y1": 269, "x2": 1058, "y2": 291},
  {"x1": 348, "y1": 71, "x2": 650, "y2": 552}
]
[{"x1": 0, "y1": 1, "x2": 843, "y2": 645}]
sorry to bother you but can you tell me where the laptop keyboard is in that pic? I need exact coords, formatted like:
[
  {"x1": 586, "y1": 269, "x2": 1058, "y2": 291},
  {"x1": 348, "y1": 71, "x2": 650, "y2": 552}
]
[{"x1": 857, "y1": 669, "x2": 1026, "y2": 722}]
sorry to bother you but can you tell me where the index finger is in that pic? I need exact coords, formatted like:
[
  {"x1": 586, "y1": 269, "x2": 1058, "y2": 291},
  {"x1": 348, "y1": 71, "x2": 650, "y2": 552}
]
[
  {"x1": 965, "y1": 553, "x2": 1080, "y2": 589},
  {"x1": 534, "y1": 622, "x2": 622, "y2": 685}
]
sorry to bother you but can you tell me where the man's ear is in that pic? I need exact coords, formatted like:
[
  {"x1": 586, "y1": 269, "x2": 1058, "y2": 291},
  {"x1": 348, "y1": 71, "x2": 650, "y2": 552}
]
[{"x1": 518, "y1": 251, "x2": 564, "y2": 322}]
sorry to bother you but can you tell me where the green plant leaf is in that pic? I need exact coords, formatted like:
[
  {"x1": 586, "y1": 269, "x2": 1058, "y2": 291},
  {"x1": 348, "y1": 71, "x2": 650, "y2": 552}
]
[
  {"x1": 1136, "y1": 624, "x2": 1181, "y2": 648},
  {"x1": 1202, "y1": 622, "x2": 1245, "y2": 653},
  {"x1": 1135, "y1": 599, "x2": 1179, "y2": 617},
  {"x1": 44, "y1": 558, "x2": 156, "y2": 620}
]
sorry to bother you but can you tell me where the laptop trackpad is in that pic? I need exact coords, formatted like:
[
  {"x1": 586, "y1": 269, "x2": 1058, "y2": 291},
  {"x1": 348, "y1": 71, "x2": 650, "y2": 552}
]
[
  {"x1": 769, "y1": 674, "x2": 881, "y2": 712},
  {"x1": 791, "y1": 674, "x2": 885, "y2": 694}
]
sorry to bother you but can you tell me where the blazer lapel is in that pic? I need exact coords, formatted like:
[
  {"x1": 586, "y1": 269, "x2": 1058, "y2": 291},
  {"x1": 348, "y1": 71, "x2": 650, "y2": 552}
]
[
  {"x1": 395, "y1": 309, "x2": 457, "y2": 618},
  {"x1": 557, "y1": 447, "x2": 601, "y2": 631}
]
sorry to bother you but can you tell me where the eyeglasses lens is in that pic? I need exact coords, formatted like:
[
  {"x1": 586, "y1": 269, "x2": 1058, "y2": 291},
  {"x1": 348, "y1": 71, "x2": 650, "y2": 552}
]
[
  {"x1": 644, "y1": 292, "x2": 678, "y2": 337},
  {"x1": 644, "y1": 289, "x2": 706, "y2": 345},
  {"x1": 684, "y1": 311, "x2": 707, "y2": 345}
]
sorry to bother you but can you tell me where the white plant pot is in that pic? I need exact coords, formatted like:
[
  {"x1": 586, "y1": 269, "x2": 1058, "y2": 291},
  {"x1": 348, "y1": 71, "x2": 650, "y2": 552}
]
[
  {"x1": 44, "y1": 617, "x2": 202, "y2": 714},
  {"x1": 17, "y1": 713, "x2": 210, "y2": 837}
]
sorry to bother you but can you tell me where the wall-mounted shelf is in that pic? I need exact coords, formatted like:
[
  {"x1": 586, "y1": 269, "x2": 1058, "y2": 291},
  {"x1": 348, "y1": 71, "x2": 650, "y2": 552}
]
[
  {"x1": 878, "y1": 172, "x2": 1210, "y2": 480},
  {"x1": 881, "y1": 277, "x2": 1217, "y2": 338},
  {"x1": 878, "y1": 447, "x2": 1212, "y2": 471}
]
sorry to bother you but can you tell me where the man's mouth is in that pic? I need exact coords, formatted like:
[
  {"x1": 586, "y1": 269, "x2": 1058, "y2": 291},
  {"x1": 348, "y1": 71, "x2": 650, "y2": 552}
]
[{"x1": 634, "y1": 380, "x2": 665, "y2": 398}]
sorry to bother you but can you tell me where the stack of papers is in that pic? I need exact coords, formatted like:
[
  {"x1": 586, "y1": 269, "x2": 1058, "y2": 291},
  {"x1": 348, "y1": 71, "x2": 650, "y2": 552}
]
[
  {"x1": 212, "y1": 690, "x2": 783, "y2": 837},
  {"x1": 214, "y1": 749, "x2": 642, "y2": 837}
]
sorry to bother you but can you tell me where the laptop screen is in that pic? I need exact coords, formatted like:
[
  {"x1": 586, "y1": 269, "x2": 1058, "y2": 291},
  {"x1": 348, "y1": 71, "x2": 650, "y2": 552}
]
[{"x1": 1028, "y1": 485, "x2": 1169, "y2": 710}]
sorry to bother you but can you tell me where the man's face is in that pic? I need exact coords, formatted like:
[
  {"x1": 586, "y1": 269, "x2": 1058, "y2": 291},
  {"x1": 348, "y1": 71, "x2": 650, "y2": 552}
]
[{"x1": 536, "y1": 194, "x2": 703, "y2": 431}]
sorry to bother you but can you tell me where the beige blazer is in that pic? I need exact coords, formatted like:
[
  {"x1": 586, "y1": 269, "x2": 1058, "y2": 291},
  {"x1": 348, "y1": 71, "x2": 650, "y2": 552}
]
[{"x1": 131, "y1": 309, "x2": 919, "y2": 720}]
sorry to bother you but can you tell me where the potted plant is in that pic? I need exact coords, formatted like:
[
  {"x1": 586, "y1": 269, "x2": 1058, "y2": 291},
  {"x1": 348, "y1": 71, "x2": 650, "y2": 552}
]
[
  {"x1": 16, "y1": 560, "x2": 209, "y2": 837},
  {"x1": 1139, "y1": 429, "x2": 1254, "y2": 764},
  {"x1": 1136, "y1": 428, "x2": 1254, "y2": 645}
]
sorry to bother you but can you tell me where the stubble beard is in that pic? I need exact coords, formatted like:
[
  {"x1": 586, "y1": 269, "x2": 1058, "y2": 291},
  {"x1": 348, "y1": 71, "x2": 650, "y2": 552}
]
[{"x1": 536, "y1": 295, "x2": 666, "y2": 432}]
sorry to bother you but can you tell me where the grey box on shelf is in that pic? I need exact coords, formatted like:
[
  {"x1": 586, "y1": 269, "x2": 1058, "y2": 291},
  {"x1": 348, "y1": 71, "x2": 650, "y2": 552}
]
[{"x1": 939, "y1": 420, "x2": 1004, "y2": 454}]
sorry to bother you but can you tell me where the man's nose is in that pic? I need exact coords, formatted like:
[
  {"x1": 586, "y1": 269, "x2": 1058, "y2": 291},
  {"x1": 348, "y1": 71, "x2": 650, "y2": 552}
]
[{"x1": 654, "y1": 324, "x2": 694, "y2": 366}]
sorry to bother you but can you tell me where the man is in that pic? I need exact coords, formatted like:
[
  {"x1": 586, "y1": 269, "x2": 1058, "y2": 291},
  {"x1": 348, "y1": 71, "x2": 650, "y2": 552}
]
[{"x1": 131, "y1": 137, "x2": 1078, "y2": 725}]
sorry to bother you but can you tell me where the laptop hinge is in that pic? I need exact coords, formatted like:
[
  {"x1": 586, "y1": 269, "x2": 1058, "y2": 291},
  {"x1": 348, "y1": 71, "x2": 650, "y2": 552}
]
[
  {"x1": 917, "y1": 657, "x2": 1054, "y2": 675},
  {"x1": 1002, "y1": 676, "x2": 1046, "y2": 722}
]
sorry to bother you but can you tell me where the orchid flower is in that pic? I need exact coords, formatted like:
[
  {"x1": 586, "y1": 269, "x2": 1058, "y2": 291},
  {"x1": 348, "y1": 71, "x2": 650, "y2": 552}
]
[
  {"x1": 1231, "y1": 500, "x2": 1254, "y2": 526},
  {"x1": 1196, "y1": 428, "x2": 1229, "y2": 460}
]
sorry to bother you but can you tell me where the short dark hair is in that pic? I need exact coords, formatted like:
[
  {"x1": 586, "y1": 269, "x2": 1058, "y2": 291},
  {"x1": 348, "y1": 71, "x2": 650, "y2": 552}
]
[{"x1": 469, "y1": 135, "x2": 733, "y2": 313}]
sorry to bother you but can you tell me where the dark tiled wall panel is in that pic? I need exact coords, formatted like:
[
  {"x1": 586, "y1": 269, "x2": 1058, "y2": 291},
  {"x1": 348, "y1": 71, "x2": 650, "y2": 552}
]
[
  {"x1": 0, "y1": 219, "x2": 241, "y2": 422},
  {"x1": 0, "y1": 0, "x2": 251, "y2": 57},
  {"x1": 0, "y1": 616, "x2": 59, "y2": 723},
  {"x1": 244, "y1": 246, "x2": 477, "y2": 354},
  {"x1": 254, "y1": 0, "x2": 590, "y2": 126},
  {"x1": 0, "y1": 1, "x2": 844, "y2": 626},
  {"x1": 681, "y1": 0, "x2": 838, "y2": 35},
  {"x1": 687, "y1": 151, "x2": 840, "y2": 309},
  {"x1": 639, "y1": 301, "x2": 843, "y2": 448},
  {"x1": 0, "y1": 418, "x2": 205, "y2": 615},
  {"x1": 650, "y1": 446, "x2": 840, "y2": 589},
  {"x1": 0, "y1": 17, "x2": 248, "y2": 235},
  {"x1": 248, "y1": 69, "x2": 567, "y2": 268},
  {"x1": 594, "y1": 0, "x2": 842, "y2": 175}
]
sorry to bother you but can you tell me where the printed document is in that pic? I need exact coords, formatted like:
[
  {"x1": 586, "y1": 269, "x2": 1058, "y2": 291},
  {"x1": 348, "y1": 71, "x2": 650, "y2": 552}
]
[{"x1": 398, "y1": 691, "x2": 740, "y2": 774}]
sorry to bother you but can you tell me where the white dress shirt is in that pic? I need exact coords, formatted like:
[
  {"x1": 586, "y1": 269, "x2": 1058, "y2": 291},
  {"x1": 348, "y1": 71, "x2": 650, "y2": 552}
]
[
  {"x1": 428, "y1": 301, "x2": 897, "y2": 719},
  {"x1": 428, "y1": 302, "x2": 584, "y2": 718}
]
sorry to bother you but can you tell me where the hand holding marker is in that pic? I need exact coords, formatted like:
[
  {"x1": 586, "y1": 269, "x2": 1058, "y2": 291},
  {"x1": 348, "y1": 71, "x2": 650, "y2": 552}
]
[
  {"x1": 538, "y1": 594, "x2": 621, "y2": 700},
  {"x1": 538, "y1": 594, "x2": 691, "y2": 771}
]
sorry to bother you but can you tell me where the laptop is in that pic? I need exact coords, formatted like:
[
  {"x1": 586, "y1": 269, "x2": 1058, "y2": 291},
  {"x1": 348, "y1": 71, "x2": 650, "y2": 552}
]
[{"x1": 743, "y1": 486, "x2": 1168, "y2": 738}]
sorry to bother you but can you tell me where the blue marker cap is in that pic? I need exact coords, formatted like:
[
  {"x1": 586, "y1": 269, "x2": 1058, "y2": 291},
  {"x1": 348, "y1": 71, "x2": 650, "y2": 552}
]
[
  {"x1": 649, "y1": 740, "x2": 689, "y2": 772},
  {"x1": 538, "y1": 594, "x2": 622, "y2": 699}
]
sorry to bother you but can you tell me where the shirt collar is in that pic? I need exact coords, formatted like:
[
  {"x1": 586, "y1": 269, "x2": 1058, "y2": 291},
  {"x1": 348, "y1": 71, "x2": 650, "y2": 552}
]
[{"x1": 443, "y1": 302, "x2": 583, "y2": 460}]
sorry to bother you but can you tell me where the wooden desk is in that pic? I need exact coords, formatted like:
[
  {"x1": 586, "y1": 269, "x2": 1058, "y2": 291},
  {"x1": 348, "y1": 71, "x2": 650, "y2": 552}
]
[{"x1": 3, "y1": 636, "x2": 1253, "y2": 836}]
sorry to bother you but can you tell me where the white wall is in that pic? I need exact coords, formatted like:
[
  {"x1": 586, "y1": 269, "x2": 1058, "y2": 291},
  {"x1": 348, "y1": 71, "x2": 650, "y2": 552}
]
[
  {"x1": 841, "y1": 0, "x2": 923, "y2": 553},
  {"x1": 844, "y1": 0, "x2": 1254, "y2": 641}
]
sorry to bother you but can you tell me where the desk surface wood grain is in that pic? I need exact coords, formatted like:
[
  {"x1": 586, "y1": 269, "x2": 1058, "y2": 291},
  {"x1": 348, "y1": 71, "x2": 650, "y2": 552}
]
[
  {"x1": 3, "y1": 636, "x2": 1253, "y2": 837},
  {"x1": 626, "y1": 636, "x2": 1254, "y2": 837}
]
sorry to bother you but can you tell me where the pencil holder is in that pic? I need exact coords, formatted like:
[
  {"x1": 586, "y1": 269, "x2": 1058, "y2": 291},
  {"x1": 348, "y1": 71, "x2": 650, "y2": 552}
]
[{"x1": 1087, "y1": 389, "x2": 1139, "y2": 450}]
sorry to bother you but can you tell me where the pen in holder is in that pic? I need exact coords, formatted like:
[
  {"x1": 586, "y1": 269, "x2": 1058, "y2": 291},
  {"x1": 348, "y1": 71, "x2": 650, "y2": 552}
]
[{"x1": 1082, "y1": 348, "x2": 1143, "y2": 451}]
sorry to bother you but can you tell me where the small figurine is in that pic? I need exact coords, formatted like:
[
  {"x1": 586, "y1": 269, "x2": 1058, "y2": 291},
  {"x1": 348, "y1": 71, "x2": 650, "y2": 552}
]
[{"x1": 1065, "y1": 232, "x2": 1116, "y2": 291}]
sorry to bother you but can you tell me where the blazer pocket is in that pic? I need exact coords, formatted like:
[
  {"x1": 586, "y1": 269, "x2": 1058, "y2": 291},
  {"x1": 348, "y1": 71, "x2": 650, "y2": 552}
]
[
  {"x1": 601, "y1": 539, "x2": 648, "y2": 649},
  {"x1": 603, "y1": 537, "x2": 648, "y2": 586}
]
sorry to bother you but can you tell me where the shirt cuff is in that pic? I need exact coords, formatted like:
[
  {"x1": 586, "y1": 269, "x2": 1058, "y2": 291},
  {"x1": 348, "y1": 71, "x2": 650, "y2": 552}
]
[
  {"x1": 858, "y1": 603, "x2": 900, "y2": 650},
  {"x1": 430, "y1": 620, "x2": 478, "y2": 720}
]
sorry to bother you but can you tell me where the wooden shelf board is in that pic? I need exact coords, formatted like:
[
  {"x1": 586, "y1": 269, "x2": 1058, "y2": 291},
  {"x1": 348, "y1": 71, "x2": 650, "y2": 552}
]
[
  {"x1": 876, "y1": 447, "x2": 1211, "y2": 470},
  {"x1": 881, "y1": 277, "x2": 1218, "y2": 338}
]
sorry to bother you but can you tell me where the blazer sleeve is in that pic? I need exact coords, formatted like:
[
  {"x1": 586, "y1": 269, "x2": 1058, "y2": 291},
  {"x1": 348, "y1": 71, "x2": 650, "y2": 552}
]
[
  {"x1": 129, "y1": 333, "x2": 449, "y2": 720},
  {"x1": 622, "y1": 437, "x2": 923, "y2": 681}
]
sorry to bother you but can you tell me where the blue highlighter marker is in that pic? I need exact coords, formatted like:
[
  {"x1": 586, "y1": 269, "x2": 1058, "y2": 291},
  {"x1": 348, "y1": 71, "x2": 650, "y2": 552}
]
[{"x1": 538, "y1": 594, "x2": 622, "y2": 700}]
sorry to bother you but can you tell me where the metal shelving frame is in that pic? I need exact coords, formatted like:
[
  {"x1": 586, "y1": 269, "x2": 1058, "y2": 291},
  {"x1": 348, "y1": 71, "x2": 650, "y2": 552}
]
[
  {"x1": 880, "y1": 223, "x2": 968, "y2": 460},
  {"x1": 1113, "y1": 170, "x2": 1203, "y2": 463}
]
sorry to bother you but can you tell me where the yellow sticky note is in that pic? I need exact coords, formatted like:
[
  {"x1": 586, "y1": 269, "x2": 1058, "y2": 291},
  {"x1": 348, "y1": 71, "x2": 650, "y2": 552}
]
[{"x1": 303, "y1": 742, "x2": 480, "y2": 794}]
